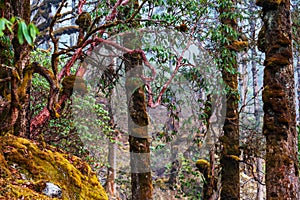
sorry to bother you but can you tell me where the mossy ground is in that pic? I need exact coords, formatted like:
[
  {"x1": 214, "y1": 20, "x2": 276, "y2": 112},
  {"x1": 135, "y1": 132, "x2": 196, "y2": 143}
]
[{"x1": 0, "y1": 134, "x2": 108, "y2": 200}]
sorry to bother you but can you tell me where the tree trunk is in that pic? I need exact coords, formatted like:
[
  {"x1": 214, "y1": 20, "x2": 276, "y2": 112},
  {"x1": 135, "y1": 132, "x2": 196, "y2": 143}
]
[
  {"x1": 239, "y1": 55, "x2": 248, "y2": 107},
  {"x1": 124, "y1": 52, "x2": 153, "y2": 200},
  {"x1": 105, "y1": 96, "x2": 117, "y2": 198},
  {"x1": 0, "y1": 0, "x2": 31, "y2": 136},
  {"x1": 106, "y1": 139, "x2": 116, "y2": 197},
  {"x1": 219, "y1": 0, "x2": 240, "y2": 199},
  {"x1": 120, "y1": 1, "x2": 153, "y2": 199},
  {"x1": 257, "y1": 0, "x2": 299, "y2": 199}
]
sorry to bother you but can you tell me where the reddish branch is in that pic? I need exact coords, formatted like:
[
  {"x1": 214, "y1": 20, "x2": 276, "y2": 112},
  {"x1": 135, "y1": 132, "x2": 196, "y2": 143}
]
[
  {"x1": 28, "y1": 62, "x2": 59, "y2": 134},
  {"x1": 31, "y1": 32, "x2": 194, "y2": 131},
  {"x1": 106, "y1": 0, "x2": 131, "y2": 21},
  {"x1": 30, "y1": 0, "x2": 132, "y2": 133},
  {"x1": 58, "y1": 0, "x2": 134, "y2": 80},
  {"x1": 78, "y1": 0, "x2": 87, "y2": 14},
  {"x1": 145, "y1": 38, "x2": 194, "y2": 108},
  {"x1": 146, "y1": 56, "x2": 183, "y2": 108},
  {"x1": 30, "y1": 0, "x2": 192, "y2": 136}
]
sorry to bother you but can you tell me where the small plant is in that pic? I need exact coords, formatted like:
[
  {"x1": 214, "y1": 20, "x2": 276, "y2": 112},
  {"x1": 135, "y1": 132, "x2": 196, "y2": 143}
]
[{"x1": 0, "y1": 17, "x2": 39, "y2": 45}]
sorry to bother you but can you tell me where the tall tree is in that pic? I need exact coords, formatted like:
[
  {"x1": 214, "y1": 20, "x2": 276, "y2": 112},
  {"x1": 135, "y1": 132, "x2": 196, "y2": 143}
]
[
  {"x1": 122, "y1": 1, "x2": 153, "y2": 199},
  {"x1": 124, "y1": 51, "x2": 153, "y2": 199},
  {"x1": 218, "y1": 0, "x2": 241, "y2": 199},
  {"x1": 257, "y1": 0, "x2": 299, "y2": 198},
  {"x1": 0, "y1": 0, "x2": 32, "y2": 136}
]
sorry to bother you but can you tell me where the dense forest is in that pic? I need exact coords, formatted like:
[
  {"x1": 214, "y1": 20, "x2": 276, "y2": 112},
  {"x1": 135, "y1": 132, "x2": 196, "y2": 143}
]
[{"x1": 0, "y1": 0, "x2": 299, "y2": 199}]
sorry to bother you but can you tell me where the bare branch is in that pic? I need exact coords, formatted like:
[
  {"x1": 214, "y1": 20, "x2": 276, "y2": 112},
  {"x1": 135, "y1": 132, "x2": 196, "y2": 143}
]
[
  {"x1": 49, "y1": 0, "x2": 67, "y2": 76},
  {"x1": 36, "y1": 25, "x2": 79, "y2": 44}
]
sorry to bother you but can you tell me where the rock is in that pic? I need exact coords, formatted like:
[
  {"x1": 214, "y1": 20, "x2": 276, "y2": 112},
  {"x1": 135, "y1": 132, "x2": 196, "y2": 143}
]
[{"x1": 42, "y1": 182, "x2": 62, "y2": 198}]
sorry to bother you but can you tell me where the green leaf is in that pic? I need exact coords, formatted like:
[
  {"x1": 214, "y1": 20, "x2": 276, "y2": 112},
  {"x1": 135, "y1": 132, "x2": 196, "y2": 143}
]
[
  {"x1": 0, "y1": 30, "x2": 4, "y2": 37},
  {"x1": 28, "y1": 23, "x2": 37, "y2": 41},
  {"x1": 17, "y1": 22, "x2": 24, "y2": 44},
  {"x1": 3, "y1": 18, "x2": 13, "y2": 33},
  {"x1": 3, "y1": 18, "x2": 12, "y2": 27},
  {"x1": 0, "y1": 18, "x2": 5, "y2": 31},
  {"x1": 20, "y1": 21, "x2": 33, "y2": 45},
  {"x1": 10, "y1": 17, "x2": 16, "y2": 23},
  {"x1": 34, "y1": 24, "x2": 39, "y2": 34}
]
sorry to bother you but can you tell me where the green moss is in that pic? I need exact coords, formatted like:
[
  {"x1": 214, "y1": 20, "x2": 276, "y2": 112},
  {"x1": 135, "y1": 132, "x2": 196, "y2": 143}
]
[
  {"x1": 2, "y1": 184, "x2": 57, "y2": 200},
  {"x1": 196, "y1": 159, "x2": 210, "y2": 175},
  {"x1": 227, "y1": 40, "x2": 248, "y2": 51},
  {"x1": 0, "y1": 134, "x2": 108, "y2": 200},
  {"x1": 264, "y1": 55, "x2": 290, "y2": 66},
  {"x1": 0, "y1": 151, "x2": 11, "y2": 177},
  {"x1": 18, "y1": 65, "x2": 34, "y2": 101},
  {"x1": 196, "y1": 159, "x2": 210, "y2": 166}
]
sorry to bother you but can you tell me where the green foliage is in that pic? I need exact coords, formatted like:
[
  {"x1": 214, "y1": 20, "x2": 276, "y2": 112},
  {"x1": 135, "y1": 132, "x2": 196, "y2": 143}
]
[
  {"x1": 0, "y1": 17, "x2": 13, "y2": 36},
  {"x1": 0, "y1": 35, "x2": 14, "y2": 65},
  {"x1": 28, "y1": 23, "x2": 39, "y2": 41},
  {"x1": 0, "y1": 17, "x2": 39, "y2": 46},
  {"x1": 17, "y1": 20, "x2": 39, "y2": 46},
  {"x1": 44, "y1": 92, "x2": 113, "y2": 165},
  {"x1": 0, "y1": 16, "x2": 39, "y2": 46},
  {"x1": 30, "y1": 49, "x2": 51, "y2": 115},
  {"x1": 30, "y1": 48, "x2": 112, "y2": 165},
  {"x1": 176, "y1": 155, "x2": 202, "y2": 199},
  {"x1": 30, "y1": 48, "x2": 52, "y2": 69},
  {"x1": 72, "y1": 92, "x2": 112, "y2": 137}
]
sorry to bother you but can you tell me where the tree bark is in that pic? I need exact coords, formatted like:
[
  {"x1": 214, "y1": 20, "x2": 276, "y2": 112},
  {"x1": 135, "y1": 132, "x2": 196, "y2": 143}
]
[
  {"x1": 219, "y1": 0, "x2": 240, "y2": 199},
  {"x1": 257, "y1": 0, "x2": 299, "y2": 199},
  {"x1": 121, "y1": 1, "x2": 153, "y2": 199},
  {"x1": 0, "y1": 0, "x2": 31, "y2": 136},
  {"x1": 105, "y1": 92, "x2": 118, "y2": 198},
  {"x1": 106, "y1": 138, "x2": 116, "y2": 197},
  {"x1": 124, "y1": 52, "x2": 153, "y2": 200}
]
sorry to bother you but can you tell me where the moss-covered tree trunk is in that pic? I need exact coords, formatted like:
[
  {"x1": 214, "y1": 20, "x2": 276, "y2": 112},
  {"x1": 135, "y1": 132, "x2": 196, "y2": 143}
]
[
  {"x1": 124, "y1": 52, "x2": 153, "y2": 200},
  {"x1": 0, "y1": 0, "x2": 31, "y2": 136},
  {"x1": 256, "y1": 0, "x2": 299, "y2": 199},
  {"x1": 121, "y1": 0, "x2": 153, "y2": 198},
  {"x1": 219, "y1": 0, "x2": 240, "y2": 199}
]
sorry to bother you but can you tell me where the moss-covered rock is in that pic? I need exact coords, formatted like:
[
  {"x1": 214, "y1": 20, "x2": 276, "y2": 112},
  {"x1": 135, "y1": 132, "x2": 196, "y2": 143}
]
[{"x1": 0, "y1": 134, "x2": 108, "y2": 200}]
